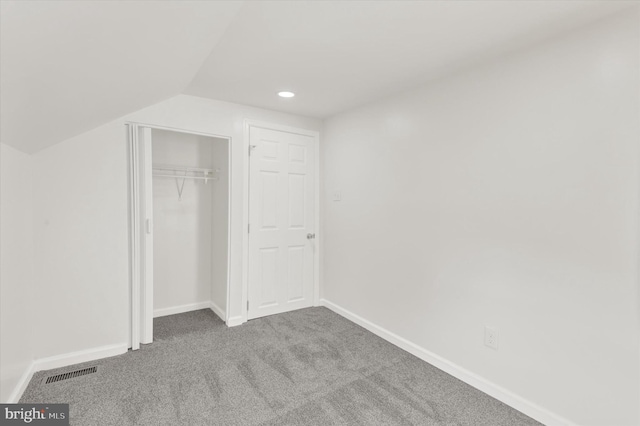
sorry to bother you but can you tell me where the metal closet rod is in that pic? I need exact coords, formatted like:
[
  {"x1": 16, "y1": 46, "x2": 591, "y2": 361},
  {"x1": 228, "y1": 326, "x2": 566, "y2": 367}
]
[
  {"x1": 152, "y1": 163, "x2": 219, "y2": 181},
  {"x1": 152, "y1": 174, "x2": 216, "y2": 181},
  {"x1": 152, "y1": 164, "x2": 216, "y2": 173}
]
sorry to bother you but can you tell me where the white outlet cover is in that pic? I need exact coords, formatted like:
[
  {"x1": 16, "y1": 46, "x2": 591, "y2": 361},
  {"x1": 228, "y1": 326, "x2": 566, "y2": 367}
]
[
  {"x1": 332, "y1": 190, "x2": 342, "y2": 201},
  {"x1": 484, "y1": 326, "x2": 499, "y2": 350}
]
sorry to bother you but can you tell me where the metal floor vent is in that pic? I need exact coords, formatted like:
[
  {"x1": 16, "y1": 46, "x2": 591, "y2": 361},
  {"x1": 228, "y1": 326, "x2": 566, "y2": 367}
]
[{"x1": 45, "y1": 366, "x2": 97, "y2": 384}]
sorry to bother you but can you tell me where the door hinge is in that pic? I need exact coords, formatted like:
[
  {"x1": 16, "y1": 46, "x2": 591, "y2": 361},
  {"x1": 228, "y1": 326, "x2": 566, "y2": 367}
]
[
  {"x1": 248, "y1": 223, "x2": 250, "y2": 233},
  {"x1": 247, "y1": 300, "x2": 249, "y2": 310},
  {"x1": 249, "y1": 145, "x2": 256, "y2": 156}
]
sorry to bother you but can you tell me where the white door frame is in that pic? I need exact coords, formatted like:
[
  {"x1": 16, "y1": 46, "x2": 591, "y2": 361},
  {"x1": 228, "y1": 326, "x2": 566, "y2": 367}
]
[
  {"x1": 241, "y1": 120, "x2": 320, "y2": 324},
  {"x1": 127, "y1": 122, "x2": 233, "y2": 349}
]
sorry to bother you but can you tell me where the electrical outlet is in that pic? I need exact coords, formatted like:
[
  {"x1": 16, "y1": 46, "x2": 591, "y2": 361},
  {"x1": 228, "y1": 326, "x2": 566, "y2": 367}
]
[
  {"x1": 332, "y1": 190, "x2": 342, "y2": 201},
  {"x1": 484, "y1": 326, "x2": 499, "y2": 350}
]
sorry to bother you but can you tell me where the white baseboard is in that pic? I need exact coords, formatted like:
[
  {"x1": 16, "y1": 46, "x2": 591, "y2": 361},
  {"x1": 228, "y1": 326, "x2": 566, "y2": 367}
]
[
  {"x1": 33, "y1": 343, "x2": 128, "y2": 372},
  {"x1": 7, "y1": 301, "x2": 225, "y2": 402},
  {"x1": 209, "y1": 300, "x2": 226, "y2": 321},
  {"x1": 7, "y1": 343, "x2": 127, "y2": 403},
  {"x1": 320, "y1": 299, "x2": 575, "y2": 426},
  {"x1": 6, "y1": 361, "x2": 36, "y2": 403},
  {"x1": 226, "y1": 315, "x2": 244, "y2": 327},
  {"x1": 153, "y1": 301, "x2": 212, "y2": 318}
]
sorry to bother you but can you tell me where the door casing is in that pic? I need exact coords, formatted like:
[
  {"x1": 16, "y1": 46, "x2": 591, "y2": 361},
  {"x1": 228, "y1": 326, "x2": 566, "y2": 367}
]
[{"x1": 127, "y1": 122, "x2": 233, "y2": 349}]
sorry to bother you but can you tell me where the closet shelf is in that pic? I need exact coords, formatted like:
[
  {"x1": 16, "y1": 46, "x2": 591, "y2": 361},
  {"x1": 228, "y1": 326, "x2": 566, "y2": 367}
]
[{"x1": 152, "y1": 164, "x2": 220, "y2": 182}]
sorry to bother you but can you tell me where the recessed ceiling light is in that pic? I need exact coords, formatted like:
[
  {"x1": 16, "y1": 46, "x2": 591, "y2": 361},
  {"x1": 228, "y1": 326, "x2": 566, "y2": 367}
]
[{"x1": 278, "y1": 91, "x2": 295, "y2": 98}]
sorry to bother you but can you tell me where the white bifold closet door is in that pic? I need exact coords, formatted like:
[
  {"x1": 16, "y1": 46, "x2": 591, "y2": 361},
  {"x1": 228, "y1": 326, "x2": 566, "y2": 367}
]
[
  {"x1": 140, "y1": 127, "x2": 154, "y2": 345},
  {"x1": 132, "y1": 125, "x2": 154, "y2": 349},
  {"x1": 248, "y1": 127, "x2": 315, "y2": 320}
]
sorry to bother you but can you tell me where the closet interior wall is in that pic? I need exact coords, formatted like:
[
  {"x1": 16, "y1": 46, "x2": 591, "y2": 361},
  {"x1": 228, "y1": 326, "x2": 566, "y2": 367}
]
[{"x1": 151, "y1": 129, "x2": 228, "y2": 319}]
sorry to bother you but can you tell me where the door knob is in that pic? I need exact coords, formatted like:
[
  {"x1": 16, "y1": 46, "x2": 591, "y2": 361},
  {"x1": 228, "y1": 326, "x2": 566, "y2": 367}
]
[{"x1": 307, "y1": 233, "x2": 315, "y2": 240}]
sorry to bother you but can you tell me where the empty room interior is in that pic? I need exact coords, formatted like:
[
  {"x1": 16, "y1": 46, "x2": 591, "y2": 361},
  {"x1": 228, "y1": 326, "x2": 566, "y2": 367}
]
[{"x1": 1, "y1": 1, "x2": 639, "y2": 425}]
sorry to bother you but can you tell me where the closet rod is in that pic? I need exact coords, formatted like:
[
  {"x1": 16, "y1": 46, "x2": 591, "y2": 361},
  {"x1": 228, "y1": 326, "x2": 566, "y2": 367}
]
[
  {"x1": 152, "y1": 164, "x2": 219, "y2": 182},
  {"x1": 153, "y1": 164, "x2": 216, "y2": 173},
  {"x1": 152, "y1": 173, "x2": 218, "y2": 181}
]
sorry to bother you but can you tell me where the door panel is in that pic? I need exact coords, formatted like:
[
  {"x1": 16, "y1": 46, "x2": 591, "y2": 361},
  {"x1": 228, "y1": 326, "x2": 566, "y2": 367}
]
[
  {"x1": 287, "y1": 246, "x2": 305, "y2": 302},
  {"x1": 288, "y1": 174, "x2": 306, "y2": 228},
  {"x1": 140, "y1": 127, "x2": 154, "y2": 345},
  {"x1": 259, "y1": 247, "x2": 278, "y2": 307},
  {"x1": 260, "y1": 171, "x2": 279, "y2": 229},
  {"x1": 248, "y1": 127, "x2": 315, "y2": 320}
]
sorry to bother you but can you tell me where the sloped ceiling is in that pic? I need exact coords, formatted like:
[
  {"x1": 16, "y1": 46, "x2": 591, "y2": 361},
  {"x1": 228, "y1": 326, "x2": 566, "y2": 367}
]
[
  {"x1": 1, "y1": 1, "x2": 635, "y2": 154},
  {"x1": 0, "y1": 1, "x2": 244, "y2": 153},
  {"x1": 186, "y1": 0, "x2": 635, "y2": 119}
]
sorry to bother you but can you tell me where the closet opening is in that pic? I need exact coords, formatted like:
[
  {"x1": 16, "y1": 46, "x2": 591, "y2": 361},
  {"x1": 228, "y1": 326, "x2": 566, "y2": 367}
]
[{"x1": 127, "y1": 123, "x2": 231, "y2": 350}]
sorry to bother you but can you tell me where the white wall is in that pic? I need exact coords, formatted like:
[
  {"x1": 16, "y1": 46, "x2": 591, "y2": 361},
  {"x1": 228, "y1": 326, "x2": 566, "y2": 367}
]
[
  {"x1": 32, "y1": 125, "x2": 129, "y2": 359},
  {"x1": 211, "y1": 139, "x2": 229, "y2": 317},
  {"x1": 321, "y1": 11, "x2": 639, "y2": 426},
  {"x1": 151, "y1": 129, "x2": 222, "y2": 313},
  {"x1": 0, "y1": 144, "x2": 35, "y2": 402},
  {"x1": 31, "y1": 95, "x2": 320, "y2": 360}
]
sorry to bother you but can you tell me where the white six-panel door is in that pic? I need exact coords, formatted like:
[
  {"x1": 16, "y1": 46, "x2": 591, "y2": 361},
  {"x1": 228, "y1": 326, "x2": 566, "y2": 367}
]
[{"x1": 248, "y1": 126, "x2": 315, "y2": 320}]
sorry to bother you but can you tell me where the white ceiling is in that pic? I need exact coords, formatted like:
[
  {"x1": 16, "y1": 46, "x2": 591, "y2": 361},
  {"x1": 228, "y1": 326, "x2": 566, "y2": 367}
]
[
  {"x1": 1, "y1": 0, "x2": 636, "y2": 153},
  {"x1": 186, "y1": 0, "x2": 635, "y2": 118},
  {"x1": 0, "y1": 1, "x2": 244, "y2": 153}
]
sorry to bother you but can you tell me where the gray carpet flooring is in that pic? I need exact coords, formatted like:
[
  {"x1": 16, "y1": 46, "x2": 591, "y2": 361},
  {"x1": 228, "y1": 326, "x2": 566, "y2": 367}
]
[{"x1": 21, "y1": 307, "x2": 541, "y2": 426}]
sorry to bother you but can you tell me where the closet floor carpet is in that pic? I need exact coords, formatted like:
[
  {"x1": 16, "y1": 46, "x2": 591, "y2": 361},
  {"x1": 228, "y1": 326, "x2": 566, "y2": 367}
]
[{"x1": 20, "y1": 307, "x2": 541, "y2": 426}]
